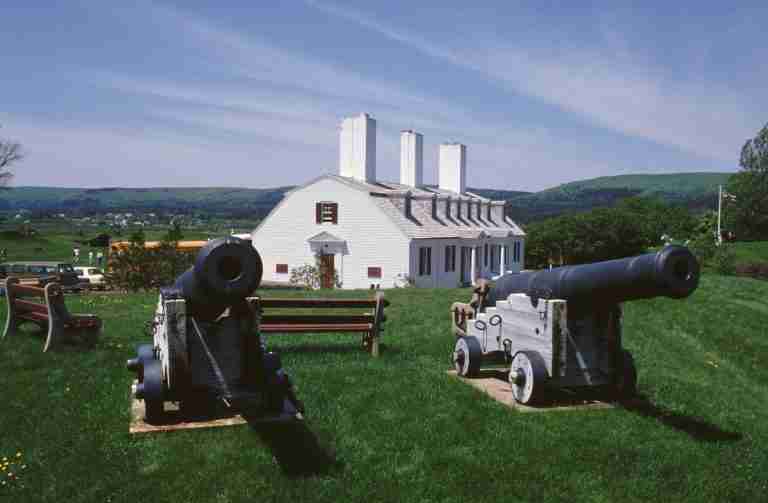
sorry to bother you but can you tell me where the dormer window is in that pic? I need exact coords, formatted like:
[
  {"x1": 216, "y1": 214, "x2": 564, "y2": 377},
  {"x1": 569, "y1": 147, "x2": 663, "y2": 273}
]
[{"x1": 315, "y1": 202, "x2": 338, "y2": 224}]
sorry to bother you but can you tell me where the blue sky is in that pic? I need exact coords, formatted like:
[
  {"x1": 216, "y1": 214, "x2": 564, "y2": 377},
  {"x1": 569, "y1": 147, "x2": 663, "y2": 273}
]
[{"x1": 1, "y1": 1, "x2": 765, "y2": 191}]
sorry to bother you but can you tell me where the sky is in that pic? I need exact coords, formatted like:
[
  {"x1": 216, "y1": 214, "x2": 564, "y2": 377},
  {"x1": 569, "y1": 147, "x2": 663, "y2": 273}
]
[{"x1": 1, "y1": 0, "x2": 766, "y2": 191}]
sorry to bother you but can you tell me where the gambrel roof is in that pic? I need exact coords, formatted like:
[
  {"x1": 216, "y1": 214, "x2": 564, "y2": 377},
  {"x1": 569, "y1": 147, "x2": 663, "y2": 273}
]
[
  {"x1": 327, "y1": 175, "x2": 524, "y2": 240},
  {"x1": 254, "y1": 174, "x2": 525, "y2": 240}
]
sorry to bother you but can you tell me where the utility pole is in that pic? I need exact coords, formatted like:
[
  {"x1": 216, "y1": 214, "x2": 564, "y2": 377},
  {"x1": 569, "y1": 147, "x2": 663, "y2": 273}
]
[{"x1": 716, "y1": 184, "x2": 722, "y2": 246}]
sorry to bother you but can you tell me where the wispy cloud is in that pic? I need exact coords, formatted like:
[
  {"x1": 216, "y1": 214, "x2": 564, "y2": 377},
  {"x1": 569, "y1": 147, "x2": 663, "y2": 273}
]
[{"x1": 306, "y1": 0, "x2": 759, "y2": 163}]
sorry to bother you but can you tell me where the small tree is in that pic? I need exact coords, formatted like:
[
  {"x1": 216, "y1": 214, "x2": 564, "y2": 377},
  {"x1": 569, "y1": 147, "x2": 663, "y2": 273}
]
[
  {"x1": 0, "y1": 125, "x2": 23, "y2": 187},
  {"x1": 727, "y1": 121, "x2": 768, "y2": 240}
]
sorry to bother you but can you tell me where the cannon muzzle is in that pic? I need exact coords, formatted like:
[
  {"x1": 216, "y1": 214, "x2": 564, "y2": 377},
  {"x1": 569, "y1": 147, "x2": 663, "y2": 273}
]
[
  {"x1": 173, "y1": 237, "x2": 263, "y2": 320},
  {"x1": 486, "y1": 245, "x2": 699, "y2": 307}
]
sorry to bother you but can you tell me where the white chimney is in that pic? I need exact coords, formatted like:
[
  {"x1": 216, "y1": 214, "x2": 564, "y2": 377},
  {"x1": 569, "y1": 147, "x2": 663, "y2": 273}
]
[
  {"x1": 439, "y1": 143, "x2": 466, "y2": 194},
  {"x1": 339, "y1": 113, "x2": 376, "y2": 183},
  {"x1": 400, "y1": 130, "x2": 423, "y2": 188}
]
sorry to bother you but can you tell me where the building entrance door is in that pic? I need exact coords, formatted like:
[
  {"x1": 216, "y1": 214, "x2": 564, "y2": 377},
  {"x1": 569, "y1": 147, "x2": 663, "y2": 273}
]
[
  {"x1": 320, "y1": 253, "x2": 335, "y2": 289},
  {"x1": 460, "y1": 247, "x2": 471, "y2": 285}
]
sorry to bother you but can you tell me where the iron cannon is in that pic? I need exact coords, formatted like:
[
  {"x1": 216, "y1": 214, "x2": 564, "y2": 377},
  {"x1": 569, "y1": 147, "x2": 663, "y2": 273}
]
[
  {"x1": 451, "y1": 246, "x2": 700, "y2": 405},
  {"x1": 127, "y1": 237, "x2": 303, "y2": 423}
]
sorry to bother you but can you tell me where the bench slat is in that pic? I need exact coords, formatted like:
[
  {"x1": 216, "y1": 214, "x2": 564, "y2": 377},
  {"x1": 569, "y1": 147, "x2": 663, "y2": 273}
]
[
  {"x1": 257, "y1": 298, "x2": 389, "y2": 309},
  {"x1": 19, "y1": 311, "x2": 49, "y2": 323},
  {"x1": 12, "y1": 299, "x2": 49, "y2": 314},
  {"x1": 261, "y1": 323, "x2": 373, "y2": 333},
  {"x1": 11, "y1": 284, "x2": 46, "y2": 297},
  {"x1": 261, "y1": 314, "x2": 375, "y2": 325}
]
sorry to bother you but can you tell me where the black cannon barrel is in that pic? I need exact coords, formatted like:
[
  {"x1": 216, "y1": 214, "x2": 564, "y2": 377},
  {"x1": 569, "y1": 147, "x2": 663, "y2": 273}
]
[
  {"x1": 486, "y1": 245, "x2": 700, "y2": 307},
  {"x1": 173, "y1": 237, "x2": 263, "y2": 320}
]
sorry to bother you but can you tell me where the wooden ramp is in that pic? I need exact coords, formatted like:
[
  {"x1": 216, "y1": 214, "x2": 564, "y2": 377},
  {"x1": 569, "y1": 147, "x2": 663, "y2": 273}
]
[{"x1": 447, "y1": 370, "x2": 616, "y2": 413}]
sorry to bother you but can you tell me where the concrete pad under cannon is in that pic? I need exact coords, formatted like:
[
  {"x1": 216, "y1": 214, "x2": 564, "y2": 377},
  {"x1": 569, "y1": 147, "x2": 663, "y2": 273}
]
[{"x1": 446, "y1": 370, "x2": 616, "y2": 413}]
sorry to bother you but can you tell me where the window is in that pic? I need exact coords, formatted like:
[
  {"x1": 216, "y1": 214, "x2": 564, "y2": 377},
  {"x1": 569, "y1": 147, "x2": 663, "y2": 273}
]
[
  {"x1": 315, "y1": 202, "x2": 338, "y2": 224},
  {"x1": 504, "y1": 245, "x2": 510, "y2": 266},
  {"x1": 484, "y1": 243, "x2": 488, "y2": 267},
  {"x1": 513, "y1": 242, "x2": 521, "y2": 263},
  {"x1": 368, "y1": 267, "x2": 382, "y2": 278},
  {"x1": 490, "y1": 245, "x2": 499, "y2": 273},
  {"x1": 418, "y1": 247, "x2": 432, "y2": 276},
  {"x1": 444, "y1": 245, "x2": 456, "y2": 272},
  {"x1": 276, "y1": 264, "x2": 288, "y2": 274}
]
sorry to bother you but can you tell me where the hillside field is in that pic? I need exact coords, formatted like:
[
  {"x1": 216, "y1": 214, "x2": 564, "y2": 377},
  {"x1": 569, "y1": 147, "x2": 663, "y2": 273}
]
[
  {"x1": 0, "y1": 274, "x2": 766, "y2": 502},
  {"x1": 0, "y1": 172, "x2": 734, "y2": 222}
]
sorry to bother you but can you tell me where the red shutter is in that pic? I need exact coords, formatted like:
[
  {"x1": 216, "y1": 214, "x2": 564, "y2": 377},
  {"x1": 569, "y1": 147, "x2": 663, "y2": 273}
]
[
  {"x1": 330, "y1": 203, "x2": 338, "y2": 224},
  {"x1": 276, "y1": 264, "x2": 288, "y2": 274},
  {"x1": 315, "y1": 203, "x2": 321, "y2": 224}
]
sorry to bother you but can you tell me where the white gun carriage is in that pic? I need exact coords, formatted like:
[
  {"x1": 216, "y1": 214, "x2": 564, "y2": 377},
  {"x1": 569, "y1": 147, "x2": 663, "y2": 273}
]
[{"x1": 451, "y1": 246, "x2": 700, "y2": 405}]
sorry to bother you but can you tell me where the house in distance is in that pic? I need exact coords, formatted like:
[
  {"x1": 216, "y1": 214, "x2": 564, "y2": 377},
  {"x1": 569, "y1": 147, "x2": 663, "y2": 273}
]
[{"x1": 251, "y1": 113, "x2": 525, "y2": 289}]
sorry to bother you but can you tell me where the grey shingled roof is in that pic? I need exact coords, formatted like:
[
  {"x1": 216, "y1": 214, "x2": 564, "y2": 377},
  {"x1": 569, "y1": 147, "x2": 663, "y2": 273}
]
[{"x1": 331, "y1": 175, "x2": 525, "y2": 240}]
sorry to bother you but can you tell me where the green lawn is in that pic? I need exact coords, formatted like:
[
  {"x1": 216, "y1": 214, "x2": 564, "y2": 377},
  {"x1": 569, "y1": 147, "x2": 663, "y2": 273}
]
[
  {"x1": 731, "y1": 241, "x2": 768, "y2": 265},
  {"x1": 1, "y1": 276, "x2": 767, "y2": 502}
]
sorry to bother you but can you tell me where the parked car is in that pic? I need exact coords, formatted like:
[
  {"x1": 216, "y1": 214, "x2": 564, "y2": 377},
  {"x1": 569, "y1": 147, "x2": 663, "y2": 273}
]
[
  {"x1": 74, "y1": 266, "x2": 106, "y2": 290},
  {"x1": 0, "y1": 261, "x2": 83, "y2": 292}
]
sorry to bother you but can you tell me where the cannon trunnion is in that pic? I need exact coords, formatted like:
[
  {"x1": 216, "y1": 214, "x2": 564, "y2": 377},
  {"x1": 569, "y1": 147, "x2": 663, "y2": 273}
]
[
  {"x1": 126, "y1": 237, "x2": 303, "y2": 423},
  {"x1": 451, "y1": 246, "x2": 700, "y2": 405}
]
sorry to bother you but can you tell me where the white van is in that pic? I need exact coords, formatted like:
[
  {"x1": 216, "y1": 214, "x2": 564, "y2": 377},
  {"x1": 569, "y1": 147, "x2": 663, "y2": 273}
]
[{"x1": 74, "y1": 267, "x2": 106, "y2": 290}]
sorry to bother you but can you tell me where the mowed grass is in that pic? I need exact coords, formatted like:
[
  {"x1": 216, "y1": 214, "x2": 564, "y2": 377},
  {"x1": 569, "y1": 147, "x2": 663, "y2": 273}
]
[
  {"x1": 731, "y1": 241, "x2": 768, "y2": 264},
  {"x1": 0, "y1": 276, "x2": 767, "y2": 502}
]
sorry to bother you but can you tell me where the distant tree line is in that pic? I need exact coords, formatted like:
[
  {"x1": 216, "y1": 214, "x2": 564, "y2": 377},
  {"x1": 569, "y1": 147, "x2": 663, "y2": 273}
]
[
  {"x1": 727, "y1": 121, "x2": 768, "y2": 240},
  {"x1": 523, "y1": 197, "x2": 698, "y2": 269}
]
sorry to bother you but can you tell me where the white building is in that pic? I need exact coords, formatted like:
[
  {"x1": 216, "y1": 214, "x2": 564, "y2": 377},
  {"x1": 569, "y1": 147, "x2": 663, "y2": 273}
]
[{"x1": 251, "y1": 113, "x2": 525, "y2": 289}]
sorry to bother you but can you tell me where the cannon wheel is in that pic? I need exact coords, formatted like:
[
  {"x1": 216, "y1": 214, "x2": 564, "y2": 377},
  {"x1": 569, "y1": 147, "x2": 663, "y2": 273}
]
[
  {"x1": 453, "y1": 336, "x2": 482, "y2": 377},
  {"x1": 142, "y1": 359, "x2": 165, "y2": 423},
  {"x1": 509, "y1": 351, "x2": 547, "y2": 405},
  {"x1": 613, "y1": 350, "x2": 637, "y2": 400},
  {"x1": 126, "y1": 344, "x2": 155, "y2": 383}
]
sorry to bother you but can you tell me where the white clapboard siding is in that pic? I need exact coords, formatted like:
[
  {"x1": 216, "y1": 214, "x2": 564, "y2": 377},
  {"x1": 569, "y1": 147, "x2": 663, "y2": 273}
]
[{"x1": 252, "y1": 177, "x2": 410, "y2": 290}]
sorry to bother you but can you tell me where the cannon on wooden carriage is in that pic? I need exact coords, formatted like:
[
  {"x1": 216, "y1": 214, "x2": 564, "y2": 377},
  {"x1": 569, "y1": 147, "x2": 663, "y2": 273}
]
[
  {"x1": 450, "y1": 245, "x2": 700, "y2": 405},
  {"x1": 126, "y1": 237, "x2": 303, "y2": 423}
]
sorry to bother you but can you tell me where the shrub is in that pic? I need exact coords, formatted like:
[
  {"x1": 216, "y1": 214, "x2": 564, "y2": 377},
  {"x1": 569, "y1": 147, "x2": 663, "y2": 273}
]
[
  {"x1": 687, "y1": 234, "x2": 717, "y2": 265},
  {"x1": 289, "y1": 253, "x2": 341, "y2": 289},
  {"x1": 105, "y1": 227, "x2": 194, "y2": 291}
]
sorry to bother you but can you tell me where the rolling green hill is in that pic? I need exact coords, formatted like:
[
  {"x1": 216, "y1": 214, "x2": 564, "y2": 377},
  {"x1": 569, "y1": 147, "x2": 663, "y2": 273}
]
[
  {"x1": 0, "y1": 186, "x2": 292, "y2": 218},
  {"x1": 0, "y1": 172, "x2": 735, "y2": 222},
  {"x1": 503, "y1": 172, "x2": 734, "y2": 221}
]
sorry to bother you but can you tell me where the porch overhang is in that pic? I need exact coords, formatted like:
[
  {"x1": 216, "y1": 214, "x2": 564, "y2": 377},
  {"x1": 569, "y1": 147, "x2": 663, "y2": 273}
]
[{"x1": 307, "y1": 231, "x2": 348, "y2": 255}]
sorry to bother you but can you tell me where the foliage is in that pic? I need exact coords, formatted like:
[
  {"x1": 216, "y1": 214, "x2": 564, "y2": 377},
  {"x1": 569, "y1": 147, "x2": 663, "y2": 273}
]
[
  {"x1": 524, "y1": 206, "x2": 647, "y2": 268},
  {"x1": 289, "y1": 263, "x2": 321, "y2": 289},
  {"x1": 617, "y1": 197, "x2": 697, "y2": 247},
  {"x1": 727, "y1": 121, "x2": 768, "y2": 240},
  {"x1": 104, "y1": 226, "x2": 193, "y2": 291},
  {"x1": 289, "y1": 253, "x2": 341, "y2": 289}
]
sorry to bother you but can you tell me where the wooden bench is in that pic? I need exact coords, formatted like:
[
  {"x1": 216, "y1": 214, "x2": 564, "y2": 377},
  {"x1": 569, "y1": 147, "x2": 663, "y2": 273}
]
[
  {"x1": 2, "y1": 278, "x2": 102, "y2": 352},
  {"x1": 249, "y1": 292, "x2": 388, "y2": 357}
]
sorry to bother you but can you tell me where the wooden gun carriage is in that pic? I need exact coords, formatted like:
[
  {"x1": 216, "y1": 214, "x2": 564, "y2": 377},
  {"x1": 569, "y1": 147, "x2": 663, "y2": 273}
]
[{"x1": 451, "y1": 246, "x2": 700, "y2": 404}]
